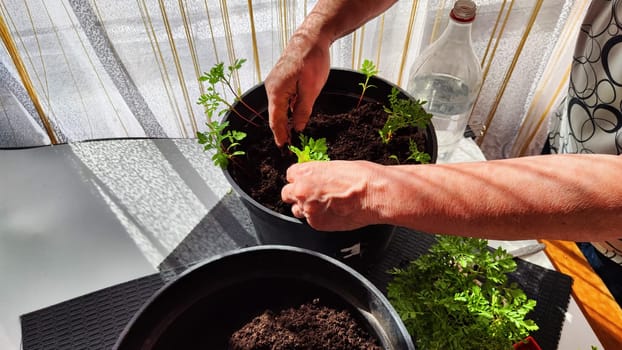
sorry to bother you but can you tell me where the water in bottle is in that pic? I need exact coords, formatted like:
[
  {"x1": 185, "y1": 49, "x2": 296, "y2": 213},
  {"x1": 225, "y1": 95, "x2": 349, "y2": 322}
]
[
  {"x1": 406, "y1": 0, "x2": 482, "y2": 162},
  {"x1": 409, "y1": 73, "x2": 474, "y2": 161}
]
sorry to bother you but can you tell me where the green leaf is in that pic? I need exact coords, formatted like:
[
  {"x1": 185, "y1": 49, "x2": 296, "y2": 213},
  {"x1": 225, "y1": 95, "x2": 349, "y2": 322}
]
[
  {"x1": 288, "y1": 134, "x2": 330, "y2": 163},
  {"x1": 360, "y1": 59, "x2": 379, "y2": 77}
]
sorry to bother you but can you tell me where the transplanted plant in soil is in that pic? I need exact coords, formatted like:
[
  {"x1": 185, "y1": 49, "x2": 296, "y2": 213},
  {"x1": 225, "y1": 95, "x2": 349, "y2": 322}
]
[
  {"x1": 198, "y1": 58, "x2": 433, "y2": 215},
  {"x1": 387, "y1": 236, "x2": 539, "y2": 350},
  {"x1": 288, "y1": 134, "x2": 330, "y2": 163}
]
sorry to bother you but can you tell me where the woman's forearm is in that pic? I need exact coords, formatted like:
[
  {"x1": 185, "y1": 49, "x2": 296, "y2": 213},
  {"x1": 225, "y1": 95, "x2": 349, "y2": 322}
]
[{"x1": 374, "y1": 154, "x2": 622, "y2": 241}]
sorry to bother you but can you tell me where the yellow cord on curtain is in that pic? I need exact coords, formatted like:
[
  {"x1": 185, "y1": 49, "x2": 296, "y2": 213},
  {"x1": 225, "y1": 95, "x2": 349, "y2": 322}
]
[
  {"x1": 246, "y1": 0, "x2": 262, "y2": 82},
  {"x1": 397, "y1": 0, "x2": 419, "y2": 86},
  {"x1": 513, "y1": 0, "x2": 590, "y2": 156},
  {"x1": 478, "y1": 0, "x2": 544, "y2": 146},
  {"x1": 138, "y1": 0, "x2": 188, "y2": 137},
  {"x1": 0, "y1": 10, "x2": 58, "y2": 144},
  {"x1": 158, "y1": 0, "x2": 199, "y2": 135},
  {"x1": 470, "y1": 0, "x2": 512, "y2": 131}
]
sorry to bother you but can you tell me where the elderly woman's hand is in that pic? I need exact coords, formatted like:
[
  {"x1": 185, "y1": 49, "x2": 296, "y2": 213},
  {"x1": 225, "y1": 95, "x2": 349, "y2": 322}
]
[
  {"x1": 264, "y1": 16, "x2": 331, "y2": 148},
  {"x1": 281, "y1": 160, "x2": 391, "y2": 231}
]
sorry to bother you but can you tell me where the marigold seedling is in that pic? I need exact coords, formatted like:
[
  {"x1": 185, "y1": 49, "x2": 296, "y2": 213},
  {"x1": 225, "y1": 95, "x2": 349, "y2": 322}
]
[
  {"x1": 389, "y1": 139, "x2": 431, "y2": 164},
  {"x1": 198, "y1": 58, "x2": 264, "y2": 126},
  {"x1": 197, "y1": 59, "x2": 261, "y2": 168},
  {"x1": 197, "y1": 120, "x2": 246, "y2": 169},
  {"x1": 379, "y1": 87, "x2": 432, "y2": 144},
  {"x1": 357, "y1": 59, "x2": 379, "y2": 108},
  {"x1": 288, "y1": 134, "x2": 330, "y2": 163}
]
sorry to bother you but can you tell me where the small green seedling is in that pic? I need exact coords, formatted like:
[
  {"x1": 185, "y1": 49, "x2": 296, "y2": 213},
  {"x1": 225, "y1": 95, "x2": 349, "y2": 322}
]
[
  {"x1": 197, "y1": 120, "x2": 246, "y2": 169},
  {"x1": 357, "y1": 59, "x2": 379, "y2": 108},
  {"x1": 379, "y1": 87, "x2": 432, "y2": 144},
  {"x1": 288, "y1": 134, "x2": 330, "y2": 163},
  {"x1": 197, "y1": 58, "x2": 264, "y2": 126},
  {"x1": 389, "y1": 139, "x2": 431, "y2": 164},
  {"x1": 197, "y1": 59, "x2": 261, "y2": 168}
]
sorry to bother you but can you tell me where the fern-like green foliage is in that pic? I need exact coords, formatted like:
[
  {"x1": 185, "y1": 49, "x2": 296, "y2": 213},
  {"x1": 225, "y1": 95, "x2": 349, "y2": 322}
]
[
  {"x1": 387, "y1": 236, "x2": 539, "y2": 350},
  {"x1": 197, "y1": 59, "x2": 259, "y2": 168},
  {"x1": 197, "y1": 120, "x2": 246, "y2": 169},
  {"x1": 288, "y1": 134, "x2": 330, "y2": 163},
  {"x1": 405, "y1": 139, "x2": 431, "y2": 164},
  {"x1": 389, "y1": 139, "x2": 432, "y2": 165},
  {"x1": 379, "y1": 87, "x2": 432, "y2": 144}
]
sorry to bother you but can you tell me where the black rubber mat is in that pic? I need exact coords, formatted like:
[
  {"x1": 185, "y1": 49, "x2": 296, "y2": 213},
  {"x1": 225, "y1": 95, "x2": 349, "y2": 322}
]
[
  {"x1": 20, "y1": 273, "x2": 165, "y2": 350},
  {"x1": 21, "y1": 227, "x2": 571, "y2": 350}
]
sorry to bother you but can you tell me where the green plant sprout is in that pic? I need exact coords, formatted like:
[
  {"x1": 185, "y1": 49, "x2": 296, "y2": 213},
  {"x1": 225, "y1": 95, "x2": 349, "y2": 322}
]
[
  {"x1": 379, "y1": 87, "x2": 432, "y2": 144},
  {"x1": 197, "y1": 58, "x2": 264, "y2": 127},
  {"x1": 197, "y1": 58, "x2": 262, "y2": 168},
  {"x1": 197, "y1": 120, "x2": 246, "y2": 169},
  {"x1": 387, "y1": 235, "x2": 539, "y2": 350},
  {"x1": 389, "y1": 139, "x2": 431, "y2": 164},
  {"x1": 288, "y1": 134, "x2": 330, "y2": 163},
  {"x1": 357, "y1": 59, "x2": 379, "y2": 108}
]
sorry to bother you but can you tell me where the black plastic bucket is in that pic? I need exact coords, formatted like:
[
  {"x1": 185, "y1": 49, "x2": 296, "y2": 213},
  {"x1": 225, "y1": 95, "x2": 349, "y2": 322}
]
[
  {"x1": 223, "y1": 68, "x2": 437, "y2": 271},
  {"x1": 114, "y1": 246, "x2": 415, "y2": 350}
]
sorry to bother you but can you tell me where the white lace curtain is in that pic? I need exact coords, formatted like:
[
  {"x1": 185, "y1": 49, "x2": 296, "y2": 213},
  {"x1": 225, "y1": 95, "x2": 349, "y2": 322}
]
[{"x1": 0, "y1": 0, "x2": 590, "y2": 159}]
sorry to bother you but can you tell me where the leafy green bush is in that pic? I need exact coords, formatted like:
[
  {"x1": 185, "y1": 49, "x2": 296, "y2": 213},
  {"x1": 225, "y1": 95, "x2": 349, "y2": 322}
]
[{"x1": 387, "y1": 236, "x2": 539, "y2": 350}]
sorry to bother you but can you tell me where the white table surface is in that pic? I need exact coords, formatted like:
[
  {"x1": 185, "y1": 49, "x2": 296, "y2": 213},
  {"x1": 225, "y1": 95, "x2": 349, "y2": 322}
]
[{"x1": 0, "y1": 137, "x2": 602, "y2": 349}]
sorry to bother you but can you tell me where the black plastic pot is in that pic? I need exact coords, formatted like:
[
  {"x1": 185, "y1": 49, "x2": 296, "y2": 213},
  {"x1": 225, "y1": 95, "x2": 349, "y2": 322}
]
[
  {"x1": 114, "y1": 245, "x2": 415, "y2": 350},
  {"x1": 223, "y1": 68, "x2": 437, "y2": 270}
]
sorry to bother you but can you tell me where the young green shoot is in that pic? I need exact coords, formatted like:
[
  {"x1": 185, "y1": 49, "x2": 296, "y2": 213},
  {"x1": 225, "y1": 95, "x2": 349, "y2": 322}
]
[
  {"x1": 198, "y1": 58, "x2": 264, "y2": 126},
  {"x1": 379, "y1": 87, "x2": 432, "y2": 143},
  {"x1": 389, "y1": 139, "x2": 431, "y2": 164},
  {"x1": 197, "y1": 59, "x2": 258, "y2": 168},
  {"x1": 288, "y1": 134, "x2": 330, "y2": 163},
  {"x1": 357, "y1": 59, "x2": 379, "y2": 108},
  {"x1": 197, "y1": 120, "x2": 246, "y2": 169}
]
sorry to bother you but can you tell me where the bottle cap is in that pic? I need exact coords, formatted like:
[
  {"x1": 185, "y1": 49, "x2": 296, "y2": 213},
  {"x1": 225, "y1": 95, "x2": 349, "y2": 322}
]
[{"x1": 450, "y1": 0, "x2": 476, "y2": 22}]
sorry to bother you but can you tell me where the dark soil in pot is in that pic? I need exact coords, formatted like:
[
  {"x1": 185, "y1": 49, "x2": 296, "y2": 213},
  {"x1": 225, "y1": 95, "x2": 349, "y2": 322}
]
[
  {"x1": 220, "y1": 68, "x2": 436, "y2": 268},
  {"x1": 229, "y1": 298, "x2": 382, "y2": 350},
  {"x1": 228, "y1": 97, "x2": 429, "y2": 215}
]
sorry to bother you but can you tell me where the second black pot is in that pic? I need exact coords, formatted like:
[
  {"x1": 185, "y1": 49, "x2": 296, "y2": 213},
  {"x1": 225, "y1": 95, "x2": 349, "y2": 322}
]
[{"x1": 113, "y1": 246, "x2": 415, "y2": 350}]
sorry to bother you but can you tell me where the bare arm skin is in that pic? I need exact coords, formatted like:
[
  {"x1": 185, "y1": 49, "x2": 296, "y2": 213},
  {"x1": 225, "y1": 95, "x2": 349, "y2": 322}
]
[
  {"x1": 264, "y1": 0, "x2": 398, "y2": 147},
  {"x1": 281, "y1": 154, "x2": 622, "y2": 241}
]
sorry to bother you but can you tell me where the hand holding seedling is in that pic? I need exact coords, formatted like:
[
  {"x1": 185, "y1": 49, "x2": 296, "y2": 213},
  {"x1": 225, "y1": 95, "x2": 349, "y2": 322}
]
[{"x1": 282, "y1": 160, "x2": 390, "y2": 231}]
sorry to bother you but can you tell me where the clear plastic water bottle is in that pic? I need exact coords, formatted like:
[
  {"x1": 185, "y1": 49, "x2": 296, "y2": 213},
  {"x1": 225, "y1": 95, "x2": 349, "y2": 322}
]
[{"x1": 406, "y1": 0, "x2": 482, "y2": 162}]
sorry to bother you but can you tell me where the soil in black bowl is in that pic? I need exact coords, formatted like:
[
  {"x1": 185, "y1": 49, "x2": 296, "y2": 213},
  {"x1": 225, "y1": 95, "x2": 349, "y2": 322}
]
[
  {"x1": 227, "y1": 100, "x2": 429, "y2": 215},
  {"x1": 228, "y1": 298, "x2": 383, "y2": 350}
]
